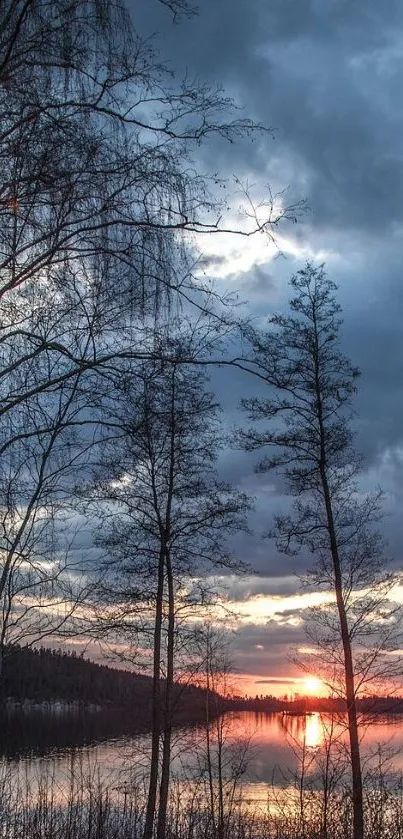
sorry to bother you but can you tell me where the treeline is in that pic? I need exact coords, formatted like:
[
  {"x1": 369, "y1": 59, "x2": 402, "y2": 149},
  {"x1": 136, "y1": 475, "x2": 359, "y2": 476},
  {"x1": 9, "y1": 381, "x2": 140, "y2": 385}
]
[
  {"x1": 0, "y1": 645, "x2": 215, "y2": 724},
  {"x1": 4, "y1": 645, "x2": 402, "y2": 720},
  {"x1": 0, "y1": 645, "x2": 152, "y2": 707},
  {"x1": 230, "y1": 694, "x2": 403, "y2": 715},
  {"x1": 230, "y1": 694, "x2": 284, "y2": 712}
]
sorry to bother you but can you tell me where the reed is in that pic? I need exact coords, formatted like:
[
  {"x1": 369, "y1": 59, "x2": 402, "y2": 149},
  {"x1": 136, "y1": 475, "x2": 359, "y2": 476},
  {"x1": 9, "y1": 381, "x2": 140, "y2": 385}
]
[{"x1": 2, "y1": 760, "x2": 403, "y2": 839}]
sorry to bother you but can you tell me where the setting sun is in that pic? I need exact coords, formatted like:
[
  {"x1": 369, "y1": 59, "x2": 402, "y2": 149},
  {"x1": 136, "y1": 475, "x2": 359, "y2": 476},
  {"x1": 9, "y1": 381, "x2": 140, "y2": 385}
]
[{"x1": 303, "y1": 676, "x2": 323, "y2": 695}]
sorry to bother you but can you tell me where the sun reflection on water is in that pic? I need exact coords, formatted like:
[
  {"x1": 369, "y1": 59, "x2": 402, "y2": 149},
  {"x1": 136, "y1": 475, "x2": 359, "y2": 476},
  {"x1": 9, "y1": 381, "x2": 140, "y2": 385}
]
[
  {"x1": 4, "y1": 710, "x2": 403, "y2": 817},
  {"x1": 279, "y1": 712, "x2": 328, "y2": 750},
  {"x1": 305, "y1": 713, "x2": 322, "y2": 749}
]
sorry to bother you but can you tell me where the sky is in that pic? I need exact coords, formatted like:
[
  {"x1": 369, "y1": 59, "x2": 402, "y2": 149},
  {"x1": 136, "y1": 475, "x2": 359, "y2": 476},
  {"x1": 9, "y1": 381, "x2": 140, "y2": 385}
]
[{"x1": 119, "y1": 0, "x2": 403, "y2": 697}]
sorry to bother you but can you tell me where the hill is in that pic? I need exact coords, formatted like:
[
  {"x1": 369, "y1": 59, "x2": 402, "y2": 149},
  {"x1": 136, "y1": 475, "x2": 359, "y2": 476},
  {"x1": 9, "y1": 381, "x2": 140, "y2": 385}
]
[{"x1": 0, "y1": 644, "x2": 215, "y2": 725}]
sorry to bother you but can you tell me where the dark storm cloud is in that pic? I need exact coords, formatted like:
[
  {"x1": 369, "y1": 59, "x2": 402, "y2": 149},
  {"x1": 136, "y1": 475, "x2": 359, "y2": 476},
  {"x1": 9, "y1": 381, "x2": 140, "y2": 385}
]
[
  {"x1": 238, "y1": 264, "x2": 277, "y2": 301},
  {"x1": 197, "y1": 254, "x2": 228, "y2": 270},
  {"x1": 129, "y1": 1, "x2": 403, "y2": 578},
  {"x1": 135, "y1": 0, "x2": 267, "y2": 82},
  {"x1": 234, "y1": 622, "x2": 306, "y2": 651},
  {"x1": 232, "y1": 620, "x2": 307, "y2": 677},
  {"x1": 225, "y1": 575, "x2": 300, "y2": 601},
  {"x1": 137, "y1": 0, "x2": 403, "y2": 232}
]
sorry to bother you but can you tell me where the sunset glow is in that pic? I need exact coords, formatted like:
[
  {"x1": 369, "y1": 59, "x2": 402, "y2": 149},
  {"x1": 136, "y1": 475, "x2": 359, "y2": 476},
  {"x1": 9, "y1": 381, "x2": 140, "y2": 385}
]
[
  {"x1": 303, "y1": 676, "x2": 323, "y2": 695},
  {"x1": 235, "y1": 674, "x2": 327, "y2": 698}
]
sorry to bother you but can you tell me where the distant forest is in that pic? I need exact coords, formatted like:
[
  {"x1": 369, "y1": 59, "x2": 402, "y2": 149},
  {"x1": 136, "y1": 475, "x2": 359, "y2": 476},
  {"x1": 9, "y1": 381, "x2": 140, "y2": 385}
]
[
  {"x1": 232, "y1": 694, "x2": 403, "y2": 715},
  {"x1": 2, "y1": 645, "x2": 402, "y2": 721},
  {"x1": 0, "y1": 645, "x2": 216, "y2": 725}
]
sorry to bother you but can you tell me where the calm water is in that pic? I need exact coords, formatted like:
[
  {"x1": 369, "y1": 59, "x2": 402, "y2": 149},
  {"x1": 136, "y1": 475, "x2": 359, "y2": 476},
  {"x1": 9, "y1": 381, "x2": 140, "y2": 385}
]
[{"x1": 2, "y1": 709, "x2": 403, "y2": 811}]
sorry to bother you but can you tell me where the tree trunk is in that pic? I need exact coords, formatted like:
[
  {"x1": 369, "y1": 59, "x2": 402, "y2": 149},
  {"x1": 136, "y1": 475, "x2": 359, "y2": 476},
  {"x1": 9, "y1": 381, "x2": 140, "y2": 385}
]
[
  {"x1": 320, "y1": 464, "x2": 364, "y2": 839},
  {"x1": 204, "y1": 637, "x2": 217, "y2": 838},
  {"x1": 156, "y1": 548, "x2": 174, "y2": 839},
  {"x1": 216, "y1": 714, "x2": 225, "y2": 839},
  {"x1": 143, "y1": 547, "x2": 165, "y2": 839},
  {"x1": 313, "y1": 317, "x2": 364, "y2": 839}
]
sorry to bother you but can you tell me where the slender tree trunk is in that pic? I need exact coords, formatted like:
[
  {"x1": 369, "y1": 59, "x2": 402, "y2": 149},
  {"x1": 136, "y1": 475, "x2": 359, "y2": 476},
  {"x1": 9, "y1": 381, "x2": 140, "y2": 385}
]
[
  {"x1": 205, "y1": 639, "x2": 217, "y2": 838},
  {"x1": 299, "y1": 730, "x2": 307, "y2": 839},
  {"x1": 319, "y1": 464, "x2": 363, "y2": 839},
  {"x1": 156, "y1": 548, "x2": 174, "y2": 839},
  {"x1": 216, "y1": 714, "x2": 225, "y2": 839},
  {"x1": 313, "y1": 318, "x2": 364, "y2": 839},
  {"x1": 155, "y1": 370, "x2": 177, "y2": 839},
  {"x1": 143, "y1": 547, "x2": 165, "y2": 839},
  {"x1": 321, "y1": 717, "x2": 335, "y2": 839}
]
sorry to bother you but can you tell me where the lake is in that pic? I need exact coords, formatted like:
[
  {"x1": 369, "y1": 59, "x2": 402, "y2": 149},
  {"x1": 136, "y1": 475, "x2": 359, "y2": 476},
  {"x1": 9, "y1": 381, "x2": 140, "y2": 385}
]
[{"x1": 2, "y1": 708, "x2": 403, "y2": 814}]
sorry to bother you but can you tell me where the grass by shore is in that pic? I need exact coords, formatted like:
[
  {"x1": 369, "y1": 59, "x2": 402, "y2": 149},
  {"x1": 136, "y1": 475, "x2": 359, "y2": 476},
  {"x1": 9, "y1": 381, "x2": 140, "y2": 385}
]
[{"x1": 2, "y1": 760, "x2": 403, "y2": 839}]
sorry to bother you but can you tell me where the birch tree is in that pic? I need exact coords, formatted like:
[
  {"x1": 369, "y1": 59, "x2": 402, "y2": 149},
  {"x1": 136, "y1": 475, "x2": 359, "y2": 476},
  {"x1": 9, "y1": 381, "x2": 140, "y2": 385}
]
[
  {"x1": 241, "y1": 264, "x2": 400, "y2": 839},
  {"x1": 0, "y1": 0, "x2": 290, "y2": 663},
  {"x1": 83, "y1": 342, "x2": 249, "y2": 839}
]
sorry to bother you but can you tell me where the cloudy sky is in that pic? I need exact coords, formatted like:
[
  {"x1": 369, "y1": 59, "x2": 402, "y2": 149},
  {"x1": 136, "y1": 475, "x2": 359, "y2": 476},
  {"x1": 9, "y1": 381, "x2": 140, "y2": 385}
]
[{"x1": 125, "y1": 0, "x2": 403, "y2": 696}]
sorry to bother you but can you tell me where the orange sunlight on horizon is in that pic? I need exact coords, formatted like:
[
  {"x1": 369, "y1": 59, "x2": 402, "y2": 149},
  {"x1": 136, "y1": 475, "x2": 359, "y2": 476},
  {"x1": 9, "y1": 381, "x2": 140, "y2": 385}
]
[
  {"x1": 233, "y1": 673, "x2": 328, "y2": 698},
  {"x1": 303, "y1": 676, "x2": 324, "y2": 696}
]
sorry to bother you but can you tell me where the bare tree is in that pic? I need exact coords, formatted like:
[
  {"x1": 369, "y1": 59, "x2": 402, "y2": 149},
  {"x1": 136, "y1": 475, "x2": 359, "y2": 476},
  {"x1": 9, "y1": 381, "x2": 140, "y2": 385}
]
[
  {"x1": 240, "y1": 263, "x2": 401, "y2": 839},
  {"x1": 0, "y1": 0, "x2": 297, "y2": 672},
  {"x1": 191, "y1": 624, "x2": 254, "y2": 839},
  {"x1": 0, "y1": 369, "x2": 99, "y2": 678},
  {"x1": 0, "y1": 0, "x2": 289, "y2": 416},
  {"x1": 80, "y1": 335, "x2": 250, "y2": 839}
]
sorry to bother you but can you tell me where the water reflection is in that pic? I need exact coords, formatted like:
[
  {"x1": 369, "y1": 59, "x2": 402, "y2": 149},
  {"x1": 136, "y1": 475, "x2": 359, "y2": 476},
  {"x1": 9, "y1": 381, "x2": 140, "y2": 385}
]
[
  {"x1": 0, "y1": 704, "x2": 149, "y2": 758},
  {"x1": 279, "y1": 712, "x2": 324, "y2": 749},
  {"x1": 305, "y1": 713, "x2": 321, "y2": 748},
  {"x1": 2, "y1": 708, "x2": 403, "y2": 808}
]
